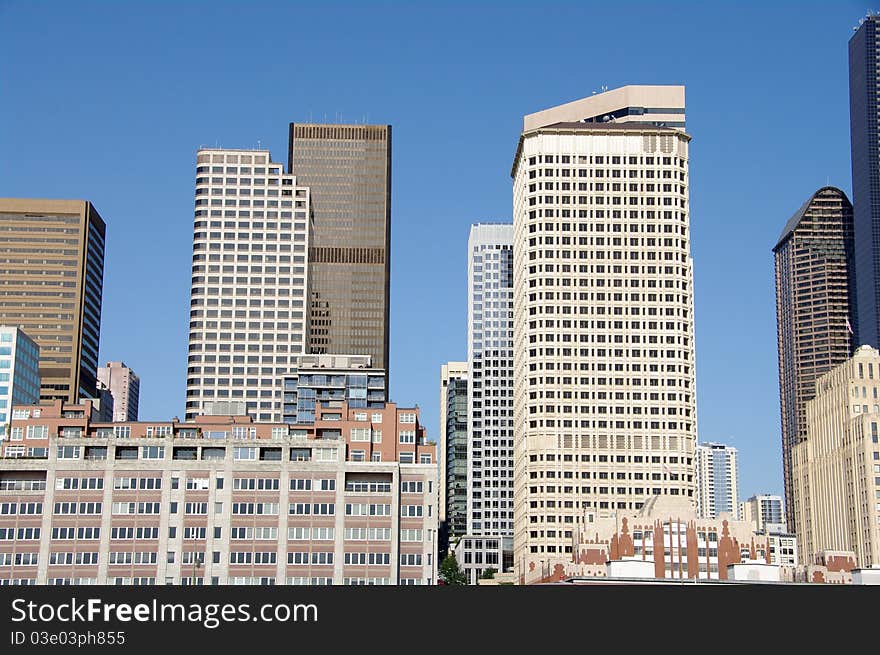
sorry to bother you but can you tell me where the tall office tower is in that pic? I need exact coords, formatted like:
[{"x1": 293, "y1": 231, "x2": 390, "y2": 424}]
[
  {"x1": 850, "y1": 15, "x2": 880, "y2": 348},
  {"x1": 0, "y1": 326, "x2": 40, "y2": 435},
  {"x1": 96, "y1": 361, "x2": 140, "y2": 422},
  {"x1": 287, "y1": 124, "x2": 391, "y2": 376},
  {"x1": 466, "y1": 224, "x2": 513, "y2": 555},
  {"x1": 0, "y1": 199, "x2": 105, "y2": 404},
  {"x1": 740, "y1": 494, "x2": 786, "y2": 533},
  {"x1": 773, "y1": 186, "x2": 856, "y2": 531},
  {"x1": 694, "y1": 442, "x2": 739, "y2": 519},
  {"x1": 511, "y1": 86, "x2": 696, "y2": 582},
  {"x1": 186, "y1": 149, "x2": 311, "y2": 422},
  {"x1": 280, "y1": 354, "x2": 386, "y2": 424},
  {"x1": 792, "y1": 345, "x2": 880, "y2": 568},
  {"x1": 445, "y1": 371, "x2": 468, "y2": 544},
  {"x1": 439, "y1": 361, "x2": 467, "y2": 530}
]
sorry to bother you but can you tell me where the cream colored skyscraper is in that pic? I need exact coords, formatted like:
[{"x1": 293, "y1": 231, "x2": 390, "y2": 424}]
[
  {"x1": 511, "y1": 86, "x2": 697, "y2": 582},
  {"x1": 793, "y1": 345, "x2": 880, "y2": 567},
  {"x1": 185, "y1": 149, "x2": 311, "y2": 422}
]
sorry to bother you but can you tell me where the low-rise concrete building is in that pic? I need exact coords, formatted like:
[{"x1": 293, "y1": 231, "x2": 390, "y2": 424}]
[
  {"x1": 0, "y1": 398, "x2": 437, "y2": 585},
  {"x1": 522, "y1": 497, "x2": 777, "y2": 584}
]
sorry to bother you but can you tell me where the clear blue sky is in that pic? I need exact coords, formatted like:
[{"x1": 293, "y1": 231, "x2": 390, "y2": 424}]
[{"x1": 0, "y1": 1, "x2": 864, "y2": 500}]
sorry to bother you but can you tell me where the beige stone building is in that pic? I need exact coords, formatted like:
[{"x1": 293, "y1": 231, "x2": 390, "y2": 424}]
[
  {"x1": 522, "y1": 497, "x2": 775, "y2": 584},
  {"x1": 511, "y1": 86, "x2": 696, "y2": 576},
  {"x1": 792, "y1": 345, "x2": 880, "y2": 568}
]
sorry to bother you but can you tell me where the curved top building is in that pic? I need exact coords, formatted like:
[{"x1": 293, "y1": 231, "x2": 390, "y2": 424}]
[{"x1": 773, "y1": 185, "x2": 857, "y2": 532}]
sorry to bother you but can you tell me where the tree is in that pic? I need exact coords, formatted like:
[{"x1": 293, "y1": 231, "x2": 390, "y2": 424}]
[
  {"x1": 480, "y1": 568, "x2": 497, "y2": 580},
  {"x1": 438, "y1": 553, "x2": 468, "y2": 585}
]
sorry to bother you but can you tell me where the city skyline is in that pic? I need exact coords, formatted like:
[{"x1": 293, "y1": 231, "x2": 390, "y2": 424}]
[{"x1": 0, "y1": 2, "x2": 866, "y2": 501}]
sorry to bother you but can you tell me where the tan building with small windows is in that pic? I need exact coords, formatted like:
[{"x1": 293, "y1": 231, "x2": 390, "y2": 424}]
[
  {"x1": 792, "y1": 345, "x2": 880, "y2": 568},
  {"x1": 511, "y1": 86, "x2": 696, "y2": 576},
  {"x1": 0, "y1": 198, "x2": 105, "y2": 405}
]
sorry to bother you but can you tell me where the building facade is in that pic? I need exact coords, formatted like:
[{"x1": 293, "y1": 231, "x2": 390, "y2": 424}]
[
  {"x1": 525, "y1": 497, "x2": 774, "y2": 584},
  {"x1": 185, "y1": 149, "x2": 311, "y2": 422},
  {"x1": 97, "y1": 361, "x2": 140, "y2": 422},
  {"x1": 0, "y1": 198, "x2": 105, "y2": 405},
  {"x1": 466, "y1": 224, "x2": 514, "y2": 572},
  {"x1": 762, "y1": 531, "x2": 798, "y2": 568},
  {"x1": 444, "y1": 371, "x2": 468, "y2": 544},
  {"x1": 694, "y1": 442, "x2": 739, "y2": 519},
  {"x1": 0, "y1": 399, "x2": 436, "y2": 585},
  {"x1": 280, "y1": 354, "x2": 385, "y2": 425},
  {"x1": 438, "y1": 361, "x2": 466, "y2": 530},
  {"x1": 511, "y1": 86, "x2": 697, "y2": 577},
  {"x1": 850, "y1": 15, "x2": 880, "y2": 348},
  {"x1": 792, "y1": 345, "x2": 880, "y2": 568},
  {"x1": 740, "y1": 494, "x2": 786, "y2": 534},
  {"x1": 0, "y1": 327, "x2": 40, "y2": 436},
  {"x1": 773, "y1": 186, "x2": 857, "y2": 531},
  {"x1": 287, "y1": 124, "x2": 391, "y2": 376}
]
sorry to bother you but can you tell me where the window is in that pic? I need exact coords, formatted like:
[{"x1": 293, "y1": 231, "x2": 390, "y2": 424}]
[
  {"x1": 400, "y1": 413, "x2": 416, "y2": 424},
  {"x1": 399, "y1": 431, "x2": 416, "y2": 444},
  {"x1": 26, "y1": 425, "x2": 48, "y2": 439},
  {"x1": 141, "y1": 446, "x2": 165, "y2": 459},
  {"x1": 57, "y1": 446, "x2": 80, "y2": 459},
  {"x1": 351, "y1": 428, "x2": 370, "y2": 442},
  {"x1": 233, "y1": 447, "x2": 257, "y2": 461}
]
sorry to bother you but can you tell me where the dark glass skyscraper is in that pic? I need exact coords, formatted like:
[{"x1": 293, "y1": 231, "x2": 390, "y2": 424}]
[
  {"x1": 773, "y1": 186, "x2": 857, "y2": 532},
  {"x1": 850, "y1": 15, "x2": 880, "y2": 347},
  {"x1": 287, "y1": 124, "x2": 391, "y2": 377}
]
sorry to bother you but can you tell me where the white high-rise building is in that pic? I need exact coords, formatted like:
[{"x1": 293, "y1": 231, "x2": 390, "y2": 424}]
[
  {"x1": 185, "y1": 148, "x2": 311, "y2": 422},
  {"x1": 511, "y1": 85, "x2": 697, "y2": 582},
  {"x1": 740, "y1": 494, "x2": 786, "y2": 533},
  {"x1": 694, "y1": 442, "x2": 739, "y2": 519},
  {"x1": 460, "y1": 224, "x2": 514, "y2": 582}
]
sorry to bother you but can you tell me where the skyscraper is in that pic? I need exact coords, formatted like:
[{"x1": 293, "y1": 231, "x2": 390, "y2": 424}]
[
  {"x1": 0, "y1": 198, "x2": 105, "y2": 404},
  {"x1": 793, "y1": 345, "x2": 880, "y2": 568},
  {"x1": 772, "y1": 186, "x2": 856, "y2": 531},
  {"x1": 511, "y1": 86, "x2": 696, "y2": 582},
  {"x1": 287, "y1": 124, "x2": 391, "y2": 376},
  {"x1": 96, "y1": 361, "x2": 140, "y2": 422},
  {"x1": 466, "y1": 224, "x2": 513, "y2": 543},
  {"x1": 444, "y1": 370, "x2": 468, "y2": 545},
  {"x1": 694, "y1": 442, "x2": 739, "y2": 520},
  {"x1": 850, "y1": 15, "x2": 880, "y2": 347},
  {"x1": 0, "y1": 326, "x2": 40, "y2": 435},
  {"x1": 185, "y1": 149, "x2": 311, "y2": 421},
  {"x1": 740, "y1": 494, "x2": 786, "y2": 533},
  {"x1": 439, "y1": 361, "x2": 467, "y2": 529}
]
